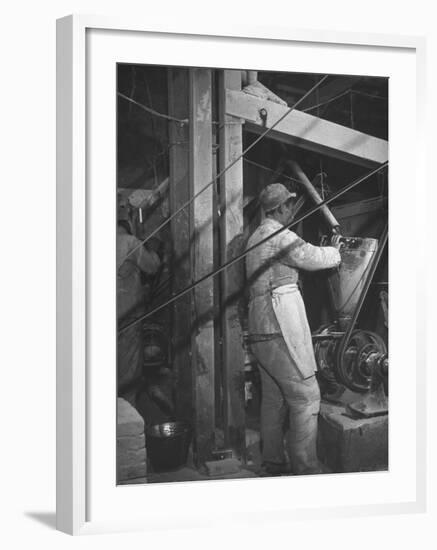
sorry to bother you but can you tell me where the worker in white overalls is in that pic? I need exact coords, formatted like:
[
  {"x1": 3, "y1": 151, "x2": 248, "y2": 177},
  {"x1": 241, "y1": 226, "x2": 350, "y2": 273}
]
[
  {"x1": 246, "y1": 183, "x2": 341, "y2": 475},
  {"x1": 117, "y1": 194, "x2": 161, "y2": 407}
]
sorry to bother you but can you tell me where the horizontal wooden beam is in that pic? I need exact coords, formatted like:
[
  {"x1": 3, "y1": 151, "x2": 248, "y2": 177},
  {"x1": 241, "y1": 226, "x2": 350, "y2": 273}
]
[{"x1": 226, "y1": 89, "x2": 388, "y2": 167}]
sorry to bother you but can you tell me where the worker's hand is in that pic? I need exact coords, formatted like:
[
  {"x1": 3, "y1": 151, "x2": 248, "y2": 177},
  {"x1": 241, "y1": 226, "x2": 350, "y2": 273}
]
[
  {"x1": 330, "y1": 234, "x2": 345, "y2": 251},
  {"x1": 319, "y1": 235, "x2": 329, "y2": 247}
]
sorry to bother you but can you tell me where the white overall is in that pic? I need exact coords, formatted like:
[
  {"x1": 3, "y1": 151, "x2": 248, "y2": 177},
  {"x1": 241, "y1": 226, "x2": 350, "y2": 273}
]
[{"x1": 271, "y1": 283, "x2": 318, "y2": 380}]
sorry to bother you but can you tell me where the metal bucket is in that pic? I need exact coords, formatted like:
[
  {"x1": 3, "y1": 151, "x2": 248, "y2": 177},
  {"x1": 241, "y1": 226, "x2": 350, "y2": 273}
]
[{"x1": 146, "y1": 421, "x2": 192, "y2": 471}]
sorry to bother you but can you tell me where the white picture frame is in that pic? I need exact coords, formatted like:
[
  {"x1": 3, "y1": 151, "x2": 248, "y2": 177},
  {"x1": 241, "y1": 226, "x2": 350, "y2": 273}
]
[{"x1": 56, "y1": 14, "x2": 427, "y2": 535}]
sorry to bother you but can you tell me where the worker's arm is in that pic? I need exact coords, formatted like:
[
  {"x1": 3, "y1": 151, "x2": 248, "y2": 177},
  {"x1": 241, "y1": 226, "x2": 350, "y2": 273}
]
[{"x1": 278, "y1": 230, "x2": 341, "y2": 271}]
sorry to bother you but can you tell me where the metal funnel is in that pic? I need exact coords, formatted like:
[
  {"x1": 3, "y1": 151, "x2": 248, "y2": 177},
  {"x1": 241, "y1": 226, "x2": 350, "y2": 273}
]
[{"x1": 327, "y1": 237, "x2": 379, "y2": 331}]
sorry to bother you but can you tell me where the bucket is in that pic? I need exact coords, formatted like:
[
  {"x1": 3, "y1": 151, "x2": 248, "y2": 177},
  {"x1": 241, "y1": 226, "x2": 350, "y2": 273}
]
[{"x1": 146, "y1": 421, "x2": 192, "y2": 471}]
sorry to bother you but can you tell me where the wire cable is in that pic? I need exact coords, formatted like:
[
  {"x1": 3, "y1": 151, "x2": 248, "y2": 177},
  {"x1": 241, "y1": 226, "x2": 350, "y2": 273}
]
[
  {"x1": 351, "y1": 90, "x2": 387, "y2": 101},
  {"x1": 118, "y1": 92, "x2": 189, "y2": 125},
  {"x1": 119, "y1": 91, "x2": 258, "y2": 128},
  {"x1": 302, "y1": 89, "x2": 351, "y2": 113},
  {"x1": 119, "y1": 161, "x2": 388, "y2": 333},
  {"x1": 120, "y1": 75, "x2": 329, "y2": 263},
  {"x1": 243, "y1": 159, "x2": 303, "y2": 186},
  {"x1": 302, "y1": 88, "x2": 387, "y2": 114}
]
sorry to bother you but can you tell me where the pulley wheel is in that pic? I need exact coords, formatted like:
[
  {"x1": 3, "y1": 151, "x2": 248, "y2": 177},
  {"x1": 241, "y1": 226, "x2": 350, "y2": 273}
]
[{"x1": 336, "y1": 329, "x2": 387, "y2": 392}]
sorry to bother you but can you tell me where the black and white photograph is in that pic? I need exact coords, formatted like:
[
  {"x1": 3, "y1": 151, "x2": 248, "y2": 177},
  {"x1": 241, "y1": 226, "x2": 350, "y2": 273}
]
[
  {"x1": 2, "y1": 0, "x2": 435, "y2": 544},
  {"x1": 116, "y1": 64, "x2": 389, "y2": 484}
]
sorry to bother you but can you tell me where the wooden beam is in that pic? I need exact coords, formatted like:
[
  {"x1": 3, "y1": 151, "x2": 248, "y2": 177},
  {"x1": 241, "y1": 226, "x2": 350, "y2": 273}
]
[
  {"x1": 218, "y1": 70, "x2": 246, "y2": 461},
  {"x1": 168, "y1": 69, "x2": 193, "y2": 427},
  {"x1": 189, "y1": 68, "x2": 215, "y2": 465},
  {"x1": 226, "y1": 89, "x2": 388, "y2": 167}
]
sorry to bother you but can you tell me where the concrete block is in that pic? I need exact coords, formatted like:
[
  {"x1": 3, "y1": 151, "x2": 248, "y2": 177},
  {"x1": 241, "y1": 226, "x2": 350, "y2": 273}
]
[
  {"x1": 318, "y1": 402, "x2": 388, "y2": 473},
  {"x1": 117, "y1": 397, "x2": 145, "y2": 437},
  {"x1": 204, "y1": 458, "x2": 241, "y2": 477},
  {"x1": 117, "y1": 434, "x2": 146, "y2": 453},
  {"x1": 117, "y1": 398, "x2": 147, "y2": 483},
  {"x1": 117, "y1": 447, "x2": 147, "y2": 481}
]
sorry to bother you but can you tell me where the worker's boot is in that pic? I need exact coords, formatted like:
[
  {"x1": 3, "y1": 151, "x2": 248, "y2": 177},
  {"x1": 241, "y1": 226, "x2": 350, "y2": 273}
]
[{"x1": 258, "y1": 461, "x2": 292, "y2": 477}]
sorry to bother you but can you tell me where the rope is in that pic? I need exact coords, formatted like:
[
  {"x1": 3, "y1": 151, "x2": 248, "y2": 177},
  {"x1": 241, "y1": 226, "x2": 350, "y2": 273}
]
[
  {"x1": 120, "y1": 75, "x2": 329, "y2": 263},
  {"x1": 118, "y1": 161, "x2": 388, "y2": 333}
]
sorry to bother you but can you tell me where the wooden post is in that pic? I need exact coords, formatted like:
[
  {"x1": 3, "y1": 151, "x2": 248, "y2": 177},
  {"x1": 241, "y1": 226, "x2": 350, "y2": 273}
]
[
  {"x1": 189, "y1": 68, "x2": 215, "y2": 465},
  {"x1": 218, "y1": 70, "x2": 246, "y2": 460},
  {"x1": 168, "y1": 69, "x2": 193, "y2": 426}
]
